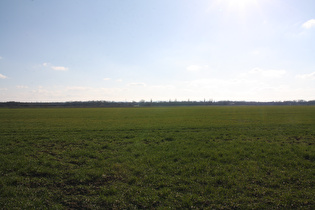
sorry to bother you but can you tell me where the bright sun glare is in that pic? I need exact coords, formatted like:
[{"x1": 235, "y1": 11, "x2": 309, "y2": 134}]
[{"x1": 220, "y1": 0, "x2": 258, "y2": 11}]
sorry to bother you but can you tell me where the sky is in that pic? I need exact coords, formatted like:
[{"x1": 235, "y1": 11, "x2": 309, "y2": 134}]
[{"x1": 0, "y1": 0, "x2": 315, "y2": 102}]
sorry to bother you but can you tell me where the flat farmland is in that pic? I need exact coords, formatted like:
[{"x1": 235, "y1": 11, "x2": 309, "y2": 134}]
[{"x1": 0, "y1": 106, "x2": 314, "y2": 209}]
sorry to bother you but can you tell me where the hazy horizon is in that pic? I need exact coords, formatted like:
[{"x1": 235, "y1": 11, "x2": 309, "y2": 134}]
[{"x1": 1, "y1": 0, "x2": 315, "y2": 102}]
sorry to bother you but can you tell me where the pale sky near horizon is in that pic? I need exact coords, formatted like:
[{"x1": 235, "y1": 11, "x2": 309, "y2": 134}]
[{"x1": 0, "y1": 0, "x2": 315, "y2": 102}]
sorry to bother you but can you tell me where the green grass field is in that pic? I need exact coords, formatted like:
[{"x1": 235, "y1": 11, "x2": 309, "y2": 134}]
[{"x1": 0, "y1": 106, "x2": 314, "y2": 209}]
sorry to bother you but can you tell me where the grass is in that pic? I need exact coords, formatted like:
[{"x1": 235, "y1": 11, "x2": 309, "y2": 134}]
[{"x1": 0, "y1": 106, "x2": 314, "y2": 209}]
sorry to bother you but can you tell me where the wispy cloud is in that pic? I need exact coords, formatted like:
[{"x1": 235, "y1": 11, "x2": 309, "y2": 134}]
[
  {"x1": 66, "y1": 86, "x2": 92, "y2": 91},
  {"x1": 302, "y1": 19, "x2": 315, "y2": 29},
  {"x1": 17, "y1": 85, "x2": 29, "y2": 89},
  {"x1": 0, "y1": 73, "x2": 7, "y2": 79},
  {"x1": 51, "y1": 66, "x2": 68, "y2": 71},
  {"x1": 296, "y1": 72, "x2": 315, "y2": 80},
  {"x1": 186, "y1": 65, "x2": 209, "y2": 72},
  {"x1": 42, "y1": 63, "x2": 69, "y2": 71},
  {"x1": 103, "y1": 78, "x2": 111, "y2": 81},
  {"x1": 116, "y1": 79, "x2": 123, "y2": 82},
  {"x1": 128, "y1": 82, "x2": 146, "y2": 87},
  {"x1": 0, "y1": 56, "x2": 3, "y2": 60},
  {"x1": 25, "y1": 86, "x2": 128, "y2": 102},
  {"x1": 249, "y1": 68, "x2": 286, "y2": 78}
]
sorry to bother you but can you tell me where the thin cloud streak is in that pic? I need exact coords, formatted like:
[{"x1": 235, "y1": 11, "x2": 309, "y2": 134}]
[
  {"x1": 17, "y1": 85, "x2": 28, "y2": 89},
  {"x1": 186, "y1": 65, "x2": 209, "y2": 72},
  {"x1": 42, "y1": 63, "x2": 69, "y2": 71},
  {"x1": 128, "y1": 82, "x2": 146, "y2": 87},
  {"x1": 0, "y1": 73, "x2": 7, "y2": 79},
  {"x1": 51, "y1": 66, "x2": 69, "y2": 71},
  {"x1": 296, "y1": 72, "x2": 315, "y2": 80},
  {"x1": 302, "y1": 19, "x2": 315, "y2": 29},
  {"x1": 249, "y1": 68, "x2": 286, "y2": 78}
]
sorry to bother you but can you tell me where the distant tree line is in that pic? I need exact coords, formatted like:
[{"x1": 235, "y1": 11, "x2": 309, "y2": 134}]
[{"x1": 0, "y1": 100, "x2": 315, "y2": 108}]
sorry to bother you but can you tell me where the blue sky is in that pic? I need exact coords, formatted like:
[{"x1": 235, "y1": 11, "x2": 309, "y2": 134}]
[{"x1": 0, "y1": 0, "x2": 315, "y2": 102}]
